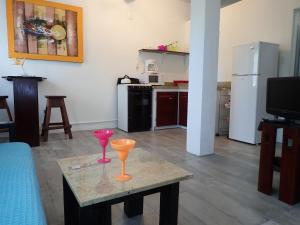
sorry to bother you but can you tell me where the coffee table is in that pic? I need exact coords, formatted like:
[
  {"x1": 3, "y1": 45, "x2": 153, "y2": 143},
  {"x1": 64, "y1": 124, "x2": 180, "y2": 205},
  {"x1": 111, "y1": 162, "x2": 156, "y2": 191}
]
[{"x1": 57, "y1": 148, "x2": 193, "y2": 225}]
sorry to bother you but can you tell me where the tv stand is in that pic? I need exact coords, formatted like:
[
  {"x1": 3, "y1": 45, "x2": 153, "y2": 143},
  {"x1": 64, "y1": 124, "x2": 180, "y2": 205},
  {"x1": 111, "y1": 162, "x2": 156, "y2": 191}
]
[
  {"x1": 258, "y1": 119, "x2": 300, "y2": 205},
  {"x1": 262, "y1": 118, "x2": 294, "y2": 125}
]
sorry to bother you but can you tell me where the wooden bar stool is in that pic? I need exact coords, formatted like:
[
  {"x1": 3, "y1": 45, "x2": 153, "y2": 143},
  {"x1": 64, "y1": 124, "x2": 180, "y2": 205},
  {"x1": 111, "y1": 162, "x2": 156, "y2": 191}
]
[
  {"x1": 0, "y1": 96, "x2": 13, "y2": 122},
  {"x1": 41, "y1": 96, "x2": 72, "y2": 141},
  {"x1": 0, "y1": 96, "x2": 15, "y2": 140}
]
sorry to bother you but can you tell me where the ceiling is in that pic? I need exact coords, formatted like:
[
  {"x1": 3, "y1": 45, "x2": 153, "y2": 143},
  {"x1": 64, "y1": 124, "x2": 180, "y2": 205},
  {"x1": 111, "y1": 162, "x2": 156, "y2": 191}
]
[
  {"x1": 183, "y1": 0, "x2": 241, "y2": 8},
  {"x1": 221, "y1": 0, "x2": 242, "y2": 8}
]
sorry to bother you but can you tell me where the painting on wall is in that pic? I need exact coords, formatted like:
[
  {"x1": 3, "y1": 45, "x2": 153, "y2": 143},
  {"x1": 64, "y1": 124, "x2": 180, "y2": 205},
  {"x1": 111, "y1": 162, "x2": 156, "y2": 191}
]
[{"x1": 6, "y1": 0, "x2": 83, "y2": 63}]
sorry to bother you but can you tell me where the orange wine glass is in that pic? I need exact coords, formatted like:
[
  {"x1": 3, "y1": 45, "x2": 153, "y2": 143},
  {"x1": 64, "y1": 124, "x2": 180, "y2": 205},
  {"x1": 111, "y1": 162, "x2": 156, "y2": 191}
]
[{"x1": 110, "y1": 139, "x2": 136, "y2": 182}]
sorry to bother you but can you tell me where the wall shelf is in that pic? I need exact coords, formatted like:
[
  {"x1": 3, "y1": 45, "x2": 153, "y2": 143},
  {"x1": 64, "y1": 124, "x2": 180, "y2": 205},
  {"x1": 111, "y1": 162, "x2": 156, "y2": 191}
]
[{"x1": 139, "y1": 49, "x2": 189, "y2": 56}]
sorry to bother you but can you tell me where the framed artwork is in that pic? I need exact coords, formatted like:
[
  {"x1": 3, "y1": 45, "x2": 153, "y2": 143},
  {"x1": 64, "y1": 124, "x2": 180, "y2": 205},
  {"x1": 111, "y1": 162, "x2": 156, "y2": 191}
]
[{"x1": 6, "y1": 0, "x2": 83, "y2": 63}]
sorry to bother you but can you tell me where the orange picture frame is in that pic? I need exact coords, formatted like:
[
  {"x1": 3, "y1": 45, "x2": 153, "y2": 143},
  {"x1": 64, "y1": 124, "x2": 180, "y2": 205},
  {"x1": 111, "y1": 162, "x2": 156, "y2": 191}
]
[{"x1": 6, "y1": 0, "x2": 83, "y2": 63}]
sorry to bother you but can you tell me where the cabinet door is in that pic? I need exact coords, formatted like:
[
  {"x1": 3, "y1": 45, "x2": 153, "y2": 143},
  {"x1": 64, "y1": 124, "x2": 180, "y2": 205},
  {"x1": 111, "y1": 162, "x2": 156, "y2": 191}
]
[
  {"x1": 156, "y1": 92, "x2": 178, "y2": 127},
  {"x1": 179, "y1": 92, "x2": 188, "y2": 126},
  {"x1": 128, "y1": 90, "x2": 152, "y2": 132}
]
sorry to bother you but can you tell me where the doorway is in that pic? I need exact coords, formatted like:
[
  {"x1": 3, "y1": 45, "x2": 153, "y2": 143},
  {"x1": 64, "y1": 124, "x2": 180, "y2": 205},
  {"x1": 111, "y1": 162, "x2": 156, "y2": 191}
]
[{"x1": 290, "y1": 8, "x2": 300, "y2": 76}]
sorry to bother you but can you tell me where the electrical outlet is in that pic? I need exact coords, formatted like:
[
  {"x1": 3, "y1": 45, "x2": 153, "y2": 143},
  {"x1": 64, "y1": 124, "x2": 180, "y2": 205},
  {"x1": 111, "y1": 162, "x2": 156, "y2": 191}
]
[{"x1": 288, "y1": 138, "x2": 293, "y2": 148}]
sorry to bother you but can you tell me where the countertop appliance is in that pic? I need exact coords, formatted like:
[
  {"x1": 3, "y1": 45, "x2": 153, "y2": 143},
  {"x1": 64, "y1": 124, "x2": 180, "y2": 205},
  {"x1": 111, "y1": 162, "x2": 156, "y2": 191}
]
[
  {"x1": 139, "y1": 59, "x2": 163, "y2": 85},
  {"x1": 266, "y1": 77, "x2": 300, "y2": 120},
  {"x1": 118, "y1": 84, "x2": 153, "y2": 132},
  {"x1": 229, "y1": 42, "x2": 279, "y2": 144},
  {"x1": 145, "y1": 59, "x2": 158, "y2": 74},
  {"x1": 117, "y1": 75, "x2": 139, "y2": 84},
  {"x1": 139, "y1": 72, "x2": 164, "y2": 85}
]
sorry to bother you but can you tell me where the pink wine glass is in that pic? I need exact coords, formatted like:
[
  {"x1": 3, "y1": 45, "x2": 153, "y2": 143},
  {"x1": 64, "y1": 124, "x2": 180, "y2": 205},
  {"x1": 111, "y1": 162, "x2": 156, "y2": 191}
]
[{"x1": 93, "y1": 129, "x2": 114, "y2": 164}]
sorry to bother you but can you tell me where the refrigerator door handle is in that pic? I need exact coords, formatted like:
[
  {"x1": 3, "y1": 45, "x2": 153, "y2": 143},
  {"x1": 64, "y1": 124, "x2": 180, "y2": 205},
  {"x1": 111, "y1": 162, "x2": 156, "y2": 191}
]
[{"x1": 232, "y1": 73, "x2": 261, "y2": 77}]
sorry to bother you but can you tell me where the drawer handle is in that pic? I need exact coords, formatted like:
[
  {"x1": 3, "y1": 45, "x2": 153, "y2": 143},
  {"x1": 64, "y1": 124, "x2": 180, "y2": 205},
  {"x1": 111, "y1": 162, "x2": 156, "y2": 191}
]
[{"x1": 169, "y1": 97, "x2": 173, "y2": 100}]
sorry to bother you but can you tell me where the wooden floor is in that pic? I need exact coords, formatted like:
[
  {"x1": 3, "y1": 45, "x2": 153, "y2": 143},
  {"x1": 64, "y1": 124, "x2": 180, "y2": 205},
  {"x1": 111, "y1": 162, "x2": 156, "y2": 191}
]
[{"x1": 4, "y1": 128, "x2": 300, "y2": 225}]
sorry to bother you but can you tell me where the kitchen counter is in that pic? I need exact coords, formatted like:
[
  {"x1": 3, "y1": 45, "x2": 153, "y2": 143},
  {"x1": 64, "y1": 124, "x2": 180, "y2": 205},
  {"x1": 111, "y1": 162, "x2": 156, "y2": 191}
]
[
  {"x1": 153, "y1": 82, "x2": 230, "y2": 90},
  {"x1": 152, "y1": 87, "x2": 188, "y2": 130},
  {"x1": 217, "y1": 81, "x2": 231, "y2": 90},
  {"x1": 152, "y1": 85, "x2": 188, "y2": 90},
  {"x1": 152, "y1": 82, "x2": 231, "y2": 131}
]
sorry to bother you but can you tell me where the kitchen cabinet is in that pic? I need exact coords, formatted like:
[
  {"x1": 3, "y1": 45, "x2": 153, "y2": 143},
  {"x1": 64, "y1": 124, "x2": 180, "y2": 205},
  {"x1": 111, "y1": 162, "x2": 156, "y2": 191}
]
[
  {"x1": 156, "y1": 92, "x2": 178, "y2": 126},
  {"x1": 179, "y1": 92, "x2": 188, "y2": 126}
]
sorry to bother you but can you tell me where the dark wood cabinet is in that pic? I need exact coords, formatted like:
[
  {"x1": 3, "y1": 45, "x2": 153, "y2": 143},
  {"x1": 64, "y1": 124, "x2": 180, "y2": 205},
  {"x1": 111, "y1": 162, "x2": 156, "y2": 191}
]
[
  {"x1": 2, "y1": 76, "x2": 46, "y2": 146},
  {"x1": 156, "y1": 92, "x2": 178, "y2": 127},
  {"x1": 179, "y1": 92, "x2": 188, "y2": 126}
]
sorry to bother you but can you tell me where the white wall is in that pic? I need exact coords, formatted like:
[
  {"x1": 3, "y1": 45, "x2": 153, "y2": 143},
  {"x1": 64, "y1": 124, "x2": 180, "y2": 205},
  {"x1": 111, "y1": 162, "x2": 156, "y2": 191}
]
[
  {"x1": 218, "y1": 0, "x2": 300, "y2": 81},
  {"x1": 0, "y1": 0, "x2": 189, "y2": 129}
]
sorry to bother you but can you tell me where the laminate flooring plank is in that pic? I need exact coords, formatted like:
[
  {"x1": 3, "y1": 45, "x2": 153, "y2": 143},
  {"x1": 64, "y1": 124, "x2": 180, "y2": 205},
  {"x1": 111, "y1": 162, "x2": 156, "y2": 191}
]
[{"x1": 1, "y1": 129, "x2": 300, "y2": 225}]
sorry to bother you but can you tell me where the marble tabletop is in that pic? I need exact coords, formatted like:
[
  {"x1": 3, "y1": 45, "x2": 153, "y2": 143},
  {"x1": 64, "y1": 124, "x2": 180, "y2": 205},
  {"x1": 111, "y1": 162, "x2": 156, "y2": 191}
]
[{"x1": 57, "y1": 148, "x2": 193, "y2": 207}]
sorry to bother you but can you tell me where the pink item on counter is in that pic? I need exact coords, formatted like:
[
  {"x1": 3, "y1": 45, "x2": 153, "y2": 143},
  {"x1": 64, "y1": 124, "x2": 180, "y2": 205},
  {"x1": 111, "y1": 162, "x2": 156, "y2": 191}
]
[
  {"x1": 158, "y1": 45, "x2": 167, "y2": 51},
  {"x1": 93, "y1": 129, "x2": 114, "y2": 164}
]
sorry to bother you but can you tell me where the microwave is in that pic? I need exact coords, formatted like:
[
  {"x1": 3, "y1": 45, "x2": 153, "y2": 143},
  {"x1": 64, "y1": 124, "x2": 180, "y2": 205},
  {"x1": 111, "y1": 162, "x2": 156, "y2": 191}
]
[{"x1": 139, "y1": 73, "x2": 164, "y2": 85}]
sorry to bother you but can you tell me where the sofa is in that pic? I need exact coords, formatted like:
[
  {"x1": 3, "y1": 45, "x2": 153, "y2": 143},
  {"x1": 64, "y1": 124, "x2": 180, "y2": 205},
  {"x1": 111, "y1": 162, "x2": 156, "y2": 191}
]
[{"x1": 0, "y1": 143, "x2": 47, "y2": 225}]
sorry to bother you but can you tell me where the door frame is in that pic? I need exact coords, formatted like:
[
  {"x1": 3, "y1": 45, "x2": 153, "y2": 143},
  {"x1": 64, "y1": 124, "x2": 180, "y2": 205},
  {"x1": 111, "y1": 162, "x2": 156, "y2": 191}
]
[{"x1": 290, "y1": 8, "x2": 300, "y2": 76}]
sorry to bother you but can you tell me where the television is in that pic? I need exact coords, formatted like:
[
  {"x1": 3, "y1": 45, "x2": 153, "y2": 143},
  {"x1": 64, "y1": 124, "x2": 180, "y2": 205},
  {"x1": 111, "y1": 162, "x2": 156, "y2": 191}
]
[{"x1": 266, "y1": 77, "x2": 300, "y2": 120}]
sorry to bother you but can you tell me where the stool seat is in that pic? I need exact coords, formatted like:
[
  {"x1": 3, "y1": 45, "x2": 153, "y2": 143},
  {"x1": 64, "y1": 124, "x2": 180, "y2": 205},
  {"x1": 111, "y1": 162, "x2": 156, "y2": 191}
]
[
  {"x1": 0, "y1": 96, "x2": 8, "y2": 99},
  {"x1": 41, "y1": 96, "x2": 72, "y2": 141},
  {"x1": 45, "y1": 96, "x2": 66, "y2": 99}
]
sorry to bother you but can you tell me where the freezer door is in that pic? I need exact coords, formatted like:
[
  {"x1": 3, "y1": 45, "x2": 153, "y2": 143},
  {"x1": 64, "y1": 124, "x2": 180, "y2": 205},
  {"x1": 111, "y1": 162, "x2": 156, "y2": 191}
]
[
  {"x1": 229, "y1": 75, "x2": 258, "y2": 144},
  {"x1": 233, "y1": 43, "x2": 259, "y2": 76}
]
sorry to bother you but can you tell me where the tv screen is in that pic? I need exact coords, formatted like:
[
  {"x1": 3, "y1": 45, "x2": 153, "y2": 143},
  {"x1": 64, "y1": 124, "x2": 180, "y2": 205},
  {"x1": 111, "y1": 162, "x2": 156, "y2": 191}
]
[{"x1": 266, "y1": 77, "x2": 300, "y2": 120}]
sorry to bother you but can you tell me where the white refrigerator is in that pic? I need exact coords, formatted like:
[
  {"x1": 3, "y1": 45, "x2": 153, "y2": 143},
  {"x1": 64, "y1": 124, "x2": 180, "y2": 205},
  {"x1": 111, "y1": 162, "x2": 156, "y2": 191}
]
[{"x1": 229, "y1": 42, "x2": 279, "y2": 144}]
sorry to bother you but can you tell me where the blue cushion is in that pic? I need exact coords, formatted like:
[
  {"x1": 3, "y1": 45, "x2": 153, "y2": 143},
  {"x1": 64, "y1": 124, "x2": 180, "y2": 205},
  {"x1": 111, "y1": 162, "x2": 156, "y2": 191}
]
[{"x1": 0, "y1": 143, "x2": 47, "y2": 225}]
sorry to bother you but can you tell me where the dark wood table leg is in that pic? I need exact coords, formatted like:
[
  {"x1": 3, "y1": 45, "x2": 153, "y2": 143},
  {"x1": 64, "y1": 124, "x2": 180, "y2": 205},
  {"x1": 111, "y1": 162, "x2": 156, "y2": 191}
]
[
  {"x1": 279, "y1": 127, "x2": 300, "y2": 205},
  {"x1": 258, "y1": 123, "x2": 277, "y2": 195},
  {"x1": 124, "y1": 194, "x2": 144, "y2": 218},
  {"x1": 63, "y1": 176, "x2": 112, "y2": 225},
  {"x1": 78, "y1": 203, "x2": 111, "y2": 225},
  {"x1": 159, "y1": 182, "x2": 179, "y2": 225},
  {"x1": 63, "y1": 176, "x2": 79, "y2": 225}
]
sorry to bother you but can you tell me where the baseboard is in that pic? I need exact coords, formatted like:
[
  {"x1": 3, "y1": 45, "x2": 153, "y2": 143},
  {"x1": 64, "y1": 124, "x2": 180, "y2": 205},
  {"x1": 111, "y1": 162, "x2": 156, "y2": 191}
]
[
  {"x1": 42, "y1": 120, "x2": 117, "y2": 133},
  {"x1": 153, "y1": 125, "x2": 187, "y2": 130},
  {"x1": 71, "y1": 120, "x2": 117, "y2": 131},
  {"x1": 153, "y1": 125, "x2": 179, "y2": 130}
]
